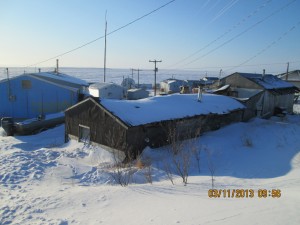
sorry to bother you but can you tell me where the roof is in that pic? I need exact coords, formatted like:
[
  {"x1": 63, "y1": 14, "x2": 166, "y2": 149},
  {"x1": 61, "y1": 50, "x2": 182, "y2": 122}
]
[
  {"x1": 0, "y1": 72, "x2": 88, "y2": 90},
  {"x1": 237, "y1": 73, "x2": 295, "y2": 90},
  {"x1": 100, "y1": 93, "x2": 245, "y2": 126},
  {"x1": 89, "y1": 82, "x2": 123, "y2": 90},
  {"x1": 277, "y1": 70, "x2": 300, "y2": 81},
  {"x1": 29, "y1": 72, "x2": 88, "y2": 88}
]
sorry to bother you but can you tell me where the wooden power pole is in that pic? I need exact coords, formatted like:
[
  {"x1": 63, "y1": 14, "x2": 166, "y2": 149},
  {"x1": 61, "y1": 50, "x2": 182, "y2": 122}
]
[
  {"x1": 132, "y1": 69, "x2": 143, "y2": 88},
  {"x1": 149, "y1": 60, "x2": 162, "y2": 96},
  {"x1": 104, "y1": 11, "x2": 107, "y2": 82},
  {"x1": 286, "y1": 62, "x2": 289, "y2": 81}
]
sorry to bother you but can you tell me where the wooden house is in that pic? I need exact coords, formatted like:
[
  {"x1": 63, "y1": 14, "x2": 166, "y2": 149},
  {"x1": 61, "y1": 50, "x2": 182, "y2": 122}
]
[
  {"x1": 65, "y1": 94, "x2": 245, "y2": 159},
  {"x1": 218, "y1": 72, "x2": 299, "y2": 119}
]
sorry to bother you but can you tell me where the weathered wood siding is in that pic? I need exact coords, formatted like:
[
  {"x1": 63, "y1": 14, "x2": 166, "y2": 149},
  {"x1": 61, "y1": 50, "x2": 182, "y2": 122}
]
[
  {"x1": 220, "y1": 73, "x2": 262, "y2": 89},
  {"x1": 65, "y1": 98, "x2": 245, "y2": 158}
]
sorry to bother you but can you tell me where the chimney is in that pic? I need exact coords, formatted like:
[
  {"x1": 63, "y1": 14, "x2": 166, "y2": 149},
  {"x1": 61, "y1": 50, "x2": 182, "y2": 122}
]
[{"x1": 262, "y1": 69, "x2": 265, "y2": 77}]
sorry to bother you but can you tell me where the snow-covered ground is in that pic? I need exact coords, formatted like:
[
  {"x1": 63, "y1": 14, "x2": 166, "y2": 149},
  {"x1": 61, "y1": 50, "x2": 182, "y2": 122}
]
[{"x1": 1, "y1": 109, "x2": 300, "y2": 224}]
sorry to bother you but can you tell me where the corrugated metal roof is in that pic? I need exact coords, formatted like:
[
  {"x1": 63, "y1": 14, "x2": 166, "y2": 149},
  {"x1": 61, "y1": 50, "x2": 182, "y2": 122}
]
[
  {"x1": 238, "y1": 73, "x2": 295, "y2": 90},
  {"x1": 29, "y1": 72, "x2": 88, "y2": 89}
]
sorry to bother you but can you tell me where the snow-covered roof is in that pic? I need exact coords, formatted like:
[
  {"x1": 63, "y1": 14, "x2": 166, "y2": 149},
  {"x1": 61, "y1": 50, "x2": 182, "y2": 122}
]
[
  {"x1": 89, "y1": 82, "x2": 123, "y2": 90},
  {"x1": 238, "y1": 73, "x2": 295, "y2": 89},
  {"x1": 100, "y1": 93, "x2": 245, "y2": 126},
  {"x1": 30, "y1": 72, "x2": 88, "y2": 88},
  {"x1": 277, "y1": 70, "x2": 300, "y2": 81}
]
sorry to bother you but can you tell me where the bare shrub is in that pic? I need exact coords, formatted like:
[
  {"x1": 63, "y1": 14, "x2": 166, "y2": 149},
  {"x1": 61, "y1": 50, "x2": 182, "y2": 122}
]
[
  {"x1": 136, "y1": 156, "x2": 153, "y2": 184},
  {"x1": 205, "y1": 148, "x2": 216, "y2": 189},
  {"x1": 167, "y1": 126, "x2": 193, "y2": 185},
  {"x1": 242, "y1": 135, "x2": 253, "y2": 147},
  {"x1": 163, "y1": 160, "x2": 174, "y2": 185},
  {"x1": 143, "y1": 165, "x2": 153, "y2": 184},
  {"x1": 110, "y1": 149, "x2": 135, "y2": 187}
]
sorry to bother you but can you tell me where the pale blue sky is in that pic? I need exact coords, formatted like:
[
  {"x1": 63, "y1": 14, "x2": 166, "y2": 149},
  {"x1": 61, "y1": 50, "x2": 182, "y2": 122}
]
[{"x1": 1, "y1": 0, "x2": 299, "y2": 74}]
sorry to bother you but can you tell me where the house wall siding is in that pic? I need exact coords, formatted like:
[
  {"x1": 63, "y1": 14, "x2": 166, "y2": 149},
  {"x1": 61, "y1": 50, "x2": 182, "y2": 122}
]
[
  {"x1": 65, "y1": 98, "x2": 245, "y2": 158},
  {"x1": 0, "y1": 75, "x2": 78, "y2": 119},
  {"x1": 220, "y1": 73, "x2": 262, "y2": 89}
]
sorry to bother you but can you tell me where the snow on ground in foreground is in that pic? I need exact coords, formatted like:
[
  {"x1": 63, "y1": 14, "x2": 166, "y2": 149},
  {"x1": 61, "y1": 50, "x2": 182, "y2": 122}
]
[{"x1": 1, "y1": 115, "x2": 300, "y2": 225}]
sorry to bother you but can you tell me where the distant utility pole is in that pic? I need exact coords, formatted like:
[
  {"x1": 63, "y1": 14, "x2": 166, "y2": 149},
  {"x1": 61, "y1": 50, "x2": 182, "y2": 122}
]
[
  {"x1": 104, "y1": 11, "x2": 108, "y2": 82},
  {"x1": 149, "y1": 60, "x2": 162, "y2": 96},
  {"x1": 286, "y1": 62, "x2": 289, "y2": 81},
  {"x1": 218, "y1": 69, "x2": 222, "y2": 86},
  {"x1": 130, "y1": 68, "x2": 134, "y2": 79},
  {"x1": 132, "y1": 69, "x2": 143, "y2": 88}
]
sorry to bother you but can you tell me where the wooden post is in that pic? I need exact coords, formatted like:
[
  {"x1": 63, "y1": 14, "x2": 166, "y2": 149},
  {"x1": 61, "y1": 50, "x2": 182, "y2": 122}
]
[{"x1": 149, "y1": 60, "x2": 162, "y2": 96}]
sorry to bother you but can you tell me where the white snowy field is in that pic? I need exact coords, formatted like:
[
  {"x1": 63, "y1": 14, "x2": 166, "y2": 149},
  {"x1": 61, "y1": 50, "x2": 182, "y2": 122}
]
[{"x1": 1, "y1": 111, "x2": 300, "y2": 224}]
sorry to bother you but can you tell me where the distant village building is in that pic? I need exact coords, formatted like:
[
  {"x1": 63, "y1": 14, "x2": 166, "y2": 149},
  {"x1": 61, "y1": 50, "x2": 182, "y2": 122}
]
[
  {"x1": 278, "y1": 70, "x2": 300, "y2": 89},
  {"x1": 88, "y1": 83, "x2": 124, "y2": 99},
  {"x1": 65, "y1": 94, "x2": 245, "y2": 158},
  {"x1": 160, "y1": 79, "x2": 187, "y2": 94},
  {"x1": 218, "y1": 72, "x2": 299, "y2": 119},
  {"x1": 127, "y1": 88, "x2": 149, "y2": 100},
  {"x1": 200, "y1": 77, "x2": 219, "y2": 88},
  {"x1": 0, "y1": 72, "x2": 88, "y2": 120}
]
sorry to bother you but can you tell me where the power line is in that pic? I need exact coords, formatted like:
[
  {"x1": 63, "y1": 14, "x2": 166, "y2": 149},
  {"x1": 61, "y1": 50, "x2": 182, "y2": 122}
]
[
  {"x1": 25, "y1": 0, "x2": 175, "y2": 68},
  {"x1": 183, "y1": 0, "x2": 297, "y2": 67},
  {"x1": 168, "y1": 0, "x2": 272, "y2": 69},
  {"x1": 224, "y1": 21, "x2": 300, "y2": 72}
]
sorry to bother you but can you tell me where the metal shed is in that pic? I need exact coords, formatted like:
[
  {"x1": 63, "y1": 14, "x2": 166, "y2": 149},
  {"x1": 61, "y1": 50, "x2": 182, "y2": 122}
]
[
  {"x1": 88, "y1": 83, "x2": 124, "y2": 99},
  {"x1": 0, "y1": 72, "x2": 88, "y2": 120}
]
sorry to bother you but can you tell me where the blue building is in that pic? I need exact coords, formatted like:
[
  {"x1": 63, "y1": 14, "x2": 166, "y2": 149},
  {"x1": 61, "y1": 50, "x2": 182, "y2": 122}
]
[{"x1": 0, "y1": 72, "x2": 88, "y2": 120}]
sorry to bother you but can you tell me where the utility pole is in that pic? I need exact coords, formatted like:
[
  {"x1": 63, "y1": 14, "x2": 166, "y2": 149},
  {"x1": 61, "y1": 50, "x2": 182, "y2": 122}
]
[
  {"x1": 149, "y1": 60, "x2": 162, "y2": 96},
  {"x1": 286, "y1": 62, "x2": 289, "y2": 81},
  {"x1": 218, "y1": 69, "x2": 222, "y2": 86},
  {"x1": 104, "y1": 11, "x2": 107, "y2": 82},
  {"x1": 132, "y1": 69, "x2": 143, "y2": 88},
  {"x1": 56, "y1": 59, "x2": 59, "y2": 74},
  {"x1": 130, "y1": 68, "x2": 134, "y2": 79}
]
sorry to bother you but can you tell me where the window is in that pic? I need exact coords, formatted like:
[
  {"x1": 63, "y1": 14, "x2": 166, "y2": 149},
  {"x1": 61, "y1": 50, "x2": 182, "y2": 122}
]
[
  {"x1": 78, "y1": 124, "x2": 90, "y2": 144},
  {"x1": 22, "y1": 80, "x2": 32, "y2": 89}
]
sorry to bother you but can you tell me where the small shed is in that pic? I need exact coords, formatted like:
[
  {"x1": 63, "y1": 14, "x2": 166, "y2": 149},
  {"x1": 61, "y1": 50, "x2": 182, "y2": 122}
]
[
  {"x1": 127, "y1": 88, "x2": 149, "y2": 100},
  {"x1": 218, "y1": 72, "x2": 299, "y2": 119},
  {"x1": 88, "y1": 83, "x2": 124, "y2": 99},
  {"x1": 65, "y1": 94, "x2": 245, "y2": 158},
  {"x1": 0, "y1": 71, "x2": 88, "y2": 120},
  {"x1": 160, "y1": 79, "x2": 187, "y2": 94}
]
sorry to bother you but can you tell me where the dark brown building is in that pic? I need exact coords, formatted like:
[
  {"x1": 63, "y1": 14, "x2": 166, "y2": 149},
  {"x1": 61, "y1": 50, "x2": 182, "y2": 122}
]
[{"x1": 65, "y1": 94, "x2": 245, "y2": 159}]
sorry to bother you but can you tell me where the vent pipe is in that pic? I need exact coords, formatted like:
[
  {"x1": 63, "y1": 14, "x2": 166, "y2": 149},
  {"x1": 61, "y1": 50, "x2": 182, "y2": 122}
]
[{"x1": 56, "y1": 59, "x2": 59, "y2": 74}]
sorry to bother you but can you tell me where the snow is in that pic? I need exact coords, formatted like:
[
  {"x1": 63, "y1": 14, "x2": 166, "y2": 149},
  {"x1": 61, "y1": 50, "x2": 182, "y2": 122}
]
[
  {"x1": 1, "y1": 111, "x2": 300, "y2": 224},
  {"x1": 239, "y1": 73, "x2": 295, "y2": 89},
  {"x1": 100, "y1": 93, "x2": 245, "y2": 126},
  {"x1": 32, "y1": 72, "x2": 89, "y2": 86}
]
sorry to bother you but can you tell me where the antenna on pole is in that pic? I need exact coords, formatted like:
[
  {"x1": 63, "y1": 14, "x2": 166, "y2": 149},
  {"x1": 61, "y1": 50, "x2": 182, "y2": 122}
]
[{"x1": 104, "y1": 10, "x2": 108, "y2": 83}]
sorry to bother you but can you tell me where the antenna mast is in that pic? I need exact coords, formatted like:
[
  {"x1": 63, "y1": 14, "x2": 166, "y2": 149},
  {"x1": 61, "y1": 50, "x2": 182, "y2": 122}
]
[{"x1": 104, "y1": 11, "x2": 107, "y2": 82}]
